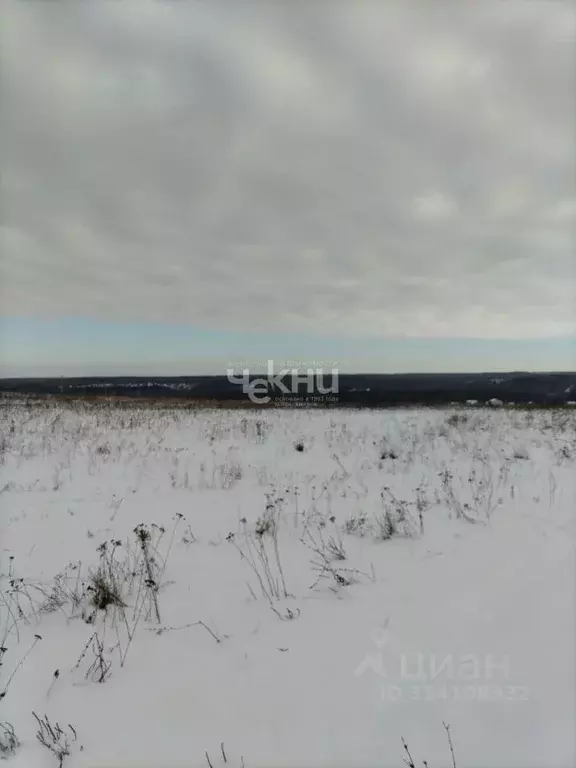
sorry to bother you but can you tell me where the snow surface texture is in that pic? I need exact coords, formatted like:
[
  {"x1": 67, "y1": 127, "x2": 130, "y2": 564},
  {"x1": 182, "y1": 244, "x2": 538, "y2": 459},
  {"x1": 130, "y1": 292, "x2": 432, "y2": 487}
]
[{"x1": 0, "y1": 405, "x2": 574, "y2": 768}]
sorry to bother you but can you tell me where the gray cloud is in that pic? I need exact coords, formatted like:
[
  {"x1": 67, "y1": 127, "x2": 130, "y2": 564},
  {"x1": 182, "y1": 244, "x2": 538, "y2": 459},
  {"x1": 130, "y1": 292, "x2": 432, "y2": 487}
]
[{"x1": 1, "y1": 0, "x2": 575, "y2": 338}]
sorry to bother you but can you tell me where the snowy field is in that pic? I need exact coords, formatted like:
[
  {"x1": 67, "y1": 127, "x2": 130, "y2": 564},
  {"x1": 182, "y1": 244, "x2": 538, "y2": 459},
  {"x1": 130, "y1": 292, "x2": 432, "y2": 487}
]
[{"x1": 0, "y1": 403, "x2": 574, "y2": 768}]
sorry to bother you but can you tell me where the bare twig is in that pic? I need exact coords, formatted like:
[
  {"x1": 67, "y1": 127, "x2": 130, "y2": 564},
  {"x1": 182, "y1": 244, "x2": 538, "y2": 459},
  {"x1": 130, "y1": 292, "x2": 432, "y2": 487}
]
[
  {"x1": 443, "y1": 721, "x2": 457, "y2": 768},
  {"x1": 401, "y1": 737, "x2": 416, "y2": 768}
]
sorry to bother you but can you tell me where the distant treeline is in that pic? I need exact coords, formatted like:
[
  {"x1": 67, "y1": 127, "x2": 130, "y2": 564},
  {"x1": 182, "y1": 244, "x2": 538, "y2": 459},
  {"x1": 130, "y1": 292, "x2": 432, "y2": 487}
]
[{"x1": 1, "y1": 372, "x2": 575, "y2": 406}]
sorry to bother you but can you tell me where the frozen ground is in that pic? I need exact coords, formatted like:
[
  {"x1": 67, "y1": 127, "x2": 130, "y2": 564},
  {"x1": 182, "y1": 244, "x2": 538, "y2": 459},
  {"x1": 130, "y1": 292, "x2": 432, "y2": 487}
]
[{"x1": 0, "y1": 404, "x2": 574, "y2": 767}]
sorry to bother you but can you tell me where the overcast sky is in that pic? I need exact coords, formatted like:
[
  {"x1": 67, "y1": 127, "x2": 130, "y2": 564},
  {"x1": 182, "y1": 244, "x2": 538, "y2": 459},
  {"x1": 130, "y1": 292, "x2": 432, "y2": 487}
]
[{"x1": 1, "y1": 0, "x2": 575, "y2": 375}]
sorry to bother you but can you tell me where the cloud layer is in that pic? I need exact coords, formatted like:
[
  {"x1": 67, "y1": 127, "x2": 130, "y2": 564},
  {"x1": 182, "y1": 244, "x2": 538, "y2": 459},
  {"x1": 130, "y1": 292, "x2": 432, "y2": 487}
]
[{"x1": 2, "y1": 0, "x2": 575, "y2": 339}]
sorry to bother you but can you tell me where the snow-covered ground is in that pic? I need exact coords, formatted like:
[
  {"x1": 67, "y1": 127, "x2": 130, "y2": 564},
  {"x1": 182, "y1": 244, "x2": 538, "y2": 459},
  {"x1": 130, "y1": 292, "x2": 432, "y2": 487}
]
[{"x1": 1, "y1": 404, "x2": 574, "y2": 767}]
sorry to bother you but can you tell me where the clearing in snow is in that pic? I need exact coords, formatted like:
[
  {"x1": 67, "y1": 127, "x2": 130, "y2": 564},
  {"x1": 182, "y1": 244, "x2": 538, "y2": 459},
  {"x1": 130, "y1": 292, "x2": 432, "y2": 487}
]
[{"x1": 0, "y1": 404, "x2": 574, "y2": 767}]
